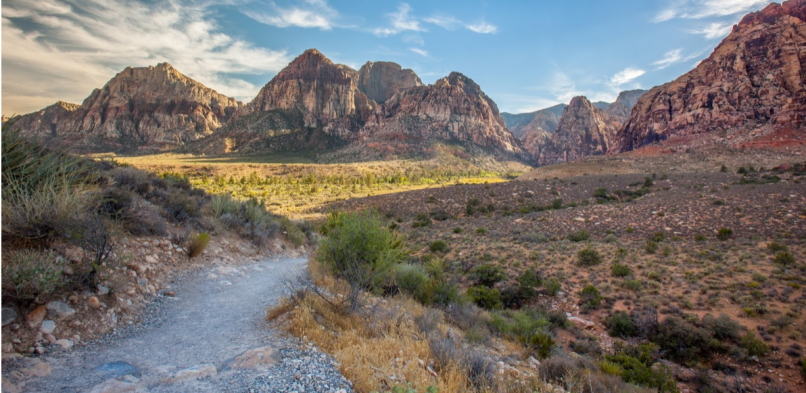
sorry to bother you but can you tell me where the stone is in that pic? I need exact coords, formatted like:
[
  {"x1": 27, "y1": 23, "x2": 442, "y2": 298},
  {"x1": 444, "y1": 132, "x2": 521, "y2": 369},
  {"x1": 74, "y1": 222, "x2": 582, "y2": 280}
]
[
  {"x1": 94, "y1": 361, "x2": 142, "y2": 378},
  {"x1": 26, "y1": 305, "x2": 47, "y2": 328},
  {"x1": 162, "y1": 364, "x2": 217, "y2": 383},
  {"x1": 40, "y1": 320, "x2": 56, "y2": 334},
  {"x1": 568, "y1": 316, "x2": 595, "y2": 329},
  {"x1": 144, "y1": 255, "x2": 157, "y2": 264},
  {"x1": 88, "y1": 379, "x2": 139, "y2": 393},
  {"x1": 225, "y1": 346, "x2": 281, "y2": 370},
  {"x1": 528, "y1": 356, "x2": 541, "y2": 369},
  {"x1": 88, "y1": 296, "x2": 101, "y2": 309},
  {"x1": 10, "y1": 63, "x2": 242, "y2": 153},
  {"x1": 357, "y1": 61, "x2": 423, "y2": 103},
  {"x1": 52, "y1": 339, "x2": 74, "y2": 350},
  {"x1": 46, "y1": 301, "x2": 76, "y2": 319},
  {"x1": 21, "y1": 359, "x2": 51, "y2": 377},
  {"x1": 97, "y1": 285, "x2": 110, "y2": 296},
  {"x1": 2, "y1": 307, "x2": 17, "y2": 326}
]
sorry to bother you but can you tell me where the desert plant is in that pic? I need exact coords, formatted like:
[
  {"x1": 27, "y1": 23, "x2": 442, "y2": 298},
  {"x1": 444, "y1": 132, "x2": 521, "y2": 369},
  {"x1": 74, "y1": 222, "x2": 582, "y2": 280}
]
[
  {"x1": 609, "y1": 311, "x2": 637, "y2": 337},
  {"x1": 650, "y1": 231, "x2": 666, "y2": 242},
  {"x1": 467, "y1": 286, "x2": 503, "y2": 310},
  {"x1": 742, "y1": 331, "x2": 769, "y2": 357},
  {"x1": 717, "y1": 228, "x2": 733, "y2": 241},
  {"x1": 701, "y1": 313, "x2": 742, "y2": 341},
  {"x1": 767, "y1": 242, "x2": 788, "y2": 253},
  {"x1": 395, "y1": 264, "x2": 431, "y2": 304},
  {"x1": 580, "y1": 285, "x2": 602, "y2": 307},
  {"x1": 452, "y1": 227, "x2": 463, "y2": 234},
  {"x1": 469, "y1": 264, "x2": 506, "y2": 287},
  {"x1": 612, "y1": 263, "x2": 632, "y2": 277},
  {"x1": 577, "y1": 247, "x2": 602, "y2": 266},
  {"x1": 545, "y1": 278, "x2": 561, "y2": 296},
  {"x1": 475, "y1": 227, "x2": 487, "y2": 235},
  {"x1": 1, "y1": 249, "x2": 65, "y2": 300},
  {"x1": 567, "y1": 229, "x2": 591, "y2": 242},
  {"x1": 644, "y1": 240, "x2": 658, "y2": 254},
  {"x1": 188, "y1": 233, "x2": 211, "y2": 258},
  {"x1": 652, "y1": 316, "x2": 712, "y2": 364},
  {"x1": 429, "y1": 240, "x2": 448, "y2": 253},
  {"x1": 774, "y1": 251, "x2": 796, "y2": 267}
]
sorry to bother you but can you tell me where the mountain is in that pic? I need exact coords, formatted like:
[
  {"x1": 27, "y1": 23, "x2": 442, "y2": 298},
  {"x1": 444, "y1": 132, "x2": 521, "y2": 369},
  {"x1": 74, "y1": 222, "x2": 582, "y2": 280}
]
[
  {"x1": 614, "y1": 0, "x2": 806, "y2": 153},
  {"x1": 605, "y1": 89, "x2": 647, "y2": 119},
  {"x1": 357, "y1": 61, "x2": 423, "y2": 103},
  {"x1": 537, "y1": 96, "x2": 622, "y2": 165},
  {"x1": 592, "y1": 101, "x2": 611, "y2": 111},
  {"x1": 502, "y1": 104, "x2": 566, "y2": 138},
  {"x1": 347, "y1": 72, "x2": 529, "y2": 161},
  {"x1": 9, "y1": 63, "x2": 242, "y2": 152}
]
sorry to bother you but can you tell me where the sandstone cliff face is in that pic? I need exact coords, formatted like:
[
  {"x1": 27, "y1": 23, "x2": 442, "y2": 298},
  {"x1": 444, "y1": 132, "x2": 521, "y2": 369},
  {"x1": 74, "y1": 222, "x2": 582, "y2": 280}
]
[
  {"x1": 12, "y1": 63, "x2": 241, "y2": 152},
  {"x1": 538, "y1": 96, "x2": 621, "y2": 165},
  {"x1": 358, "y1": 72, "x2": 528, "y2": 160},
  {"x1": 357, "y1": 61, "x2": 423, "y2": 103},
  {"x1": 242, "y1": 49, "x2": 375, "y2": 139},
  {"x1": 614, "y1": 0, "x2": 806, "y2": 152}
]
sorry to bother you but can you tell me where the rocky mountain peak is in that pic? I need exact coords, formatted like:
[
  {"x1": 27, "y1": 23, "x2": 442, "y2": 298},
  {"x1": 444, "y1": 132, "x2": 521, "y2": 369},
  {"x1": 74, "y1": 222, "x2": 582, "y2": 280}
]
[
  {"x1": 357, "y1": 61, "x2": 422, "y2": 103},
  {"x1": 537, "y1": 95, "x2": 621, "y2": 165}
]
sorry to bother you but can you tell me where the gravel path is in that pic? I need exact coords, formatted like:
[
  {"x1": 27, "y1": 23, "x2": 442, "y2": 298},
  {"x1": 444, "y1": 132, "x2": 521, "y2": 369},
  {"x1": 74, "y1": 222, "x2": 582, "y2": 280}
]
[{"x1": 19, "y1": 257, "x2": 353, "y2": 393}]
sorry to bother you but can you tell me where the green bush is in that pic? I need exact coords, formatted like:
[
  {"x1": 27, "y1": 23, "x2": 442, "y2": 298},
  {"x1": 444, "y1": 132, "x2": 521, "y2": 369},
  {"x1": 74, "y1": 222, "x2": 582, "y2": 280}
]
[
  {"x1": 608, "y1": 311, "x2": 636, "y2": 337},
  {"x1": 577, "y1": 247, "x2": 602, "y2": 266},
  {"x1": 701, "y1": 313, "x2": 742, "y2": 342},
  {"x1": 579, "y1": 285, "x2": 602, "y2": 307},
  {"x1": 774, "y1": 251, "x2": 795, "y2": 267},
  {"x1": 605, "y1": 352, "x2": 677, "y2": 392},
  {"x1": 395, "y1": 264, "x2": 431, "y2": 304},
  {"x1": 623, "y1": 279, "x2": 642, "y2": 291},
  {"x1": 567, "y1": 230, "x2": 590, "y2": 242},
  {"x1": 800, "y1": 357, "x2": 806, "y2": 378},
  {"x1": 593, "y1": 187, "x2": 609, "y2": 199},
  {"x1": 1, "y1": 249, "x2": 65, "y2": 300},
  {"x1": 611, "y1": 263, "x2": 632, "y2": 277},
  {"x1": 475, "y1": 227, "x2": 487, "y2": 235},
  {"x1": 467, "y1": 286, "x2": 503, "y2": 310},
  {"x1": 644, "y1": 240, "x2": 658, "y2": 254},
  {"x1": 652, "y1": 316, "x2": 712, "y2": 364},
  {"x1": 518, "y1": 269, "x2": 542, "y2": 288},
  {"x1": 643, "y1": 177, "x2": 654, "y2": 188},
  {"x1": 187, "y1": 233, "x2": 210, "y2": 258},
  {"x1": 767, "y1": 242, "x2": 788, "y2": 253},
  {"x1": 551, "y1": 198, "x2": 563, "y2": 209},
  {"x1": 650, "y1": 231, "x2": 666, "y2": 242},
  {"x1": 429, "y1": 240, "x2": 448, "y2": 253},
  {"x1": 317, "y1": 210, "x2": 409, "y2": 297},
  {"x1": 469, "y1": 264, "x2": 506, "y2": 287},
  {"x1": 695, "y1": 234, "x2": 707, "y2": 242},
  {"x1": 717, "y1": 228, "x2": 733, "y2": 241},
  {"x1": 545, "y1": 278, "x2": 561, "y2": 296},
  {"x1": 412, "y1": 213, "x2": 431, "y2": 228},
  {"x1": 452, "y1": 227, "x2": 463, "y2": 234},
  {"x1": 742, "y1": 331, "x2": 769, "y2": 357}
]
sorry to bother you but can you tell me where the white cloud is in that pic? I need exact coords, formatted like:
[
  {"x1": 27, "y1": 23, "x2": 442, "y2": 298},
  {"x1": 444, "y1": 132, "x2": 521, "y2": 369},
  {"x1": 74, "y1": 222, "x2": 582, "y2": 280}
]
[
  {"x1": 2, "y1": 0, "x2": 290, "y2": 115},
  {"x1": 402, "y1": 33, "x2": 424, "y2": 46},
  {"x1": 548, "y1": 71, "x2": 584, "y2": 103},
  {"x1": 654, "y1": 0, "x2": 769, "y2": 22},
  {"x1": 243, "y1": 0, "x2": 337, "y2": 30},
  {"x1": 423, "y1": 14, "x2": 461, "y2": 30},
  {"x1": 610, "y1": 68, "x2": 646, "y2": 86},
  {"x1": 409, "y1": 47, "x2": 428, "y2": 57},
  {"x1": 652, "y1": 49, "x2": 683, "y2": 69},
  {"x1": 689, "y1": 21, "x2": 733, "y2": 39},
  {"x1": 465, "y1": 21, "x2": 497, "y2": 34},
  {"x1": 373, "y1": 3, "x2": 424, "y2": 36}
]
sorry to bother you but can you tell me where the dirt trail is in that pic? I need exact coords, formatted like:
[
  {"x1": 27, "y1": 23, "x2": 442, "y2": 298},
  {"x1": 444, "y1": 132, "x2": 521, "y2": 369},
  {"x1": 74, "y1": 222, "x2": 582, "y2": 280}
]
[{"x1": 8, "y1": 257, "x2": 352, "y2": 393}]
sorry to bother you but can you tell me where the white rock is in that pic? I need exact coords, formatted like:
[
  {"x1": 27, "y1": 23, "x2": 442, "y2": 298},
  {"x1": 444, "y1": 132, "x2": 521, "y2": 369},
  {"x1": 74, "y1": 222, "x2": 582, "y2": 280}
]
[
  {"x1": 144, "y1": 256, "x2": 158, "y2": 264},
  {"x1": 46, "y1": 301, "x2": 75, "y2": 319},
  {"x1": 52, "y1": 339, "x2": 73, "y2": 350},
  {"x1": 227, "y1": 346, "x2": 280, "y2": 370},
  {"x1": 40, "y1": 320, "x2": 56, "y2": 334}
]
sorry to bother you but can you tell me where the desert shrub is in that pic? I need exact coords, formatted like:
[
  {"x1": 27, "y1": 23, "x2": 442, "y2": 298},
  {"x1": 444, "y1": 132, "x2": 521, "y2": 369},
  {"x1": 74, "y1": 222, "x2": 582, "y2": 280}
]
[
  {"x1": 571, "y1": 337, "x2": 603, "y2": 357},
  {"x1": 701, "y1": 313, "x2": 742, "y2": 342},
  {"x1": 604, "y1": 234, "x2": 620, "y2": 243},
  {"x1": 162, "y1": 190, "x2": 199, "y2": 223},
  {"x1": 800, "y1": 357, "x2": 806, "y2": 378},
  {"x1": 644, "y1": 240, "x2": 658, "y2": 254},
  {"x1": 545, "y1": 278, "x2": 561, "y2": 296},
  {"x1": 475, "y1": 227, "x2": 487, "y2": 235},
  {"x1": 623, "y1": 279, "x2": 642, "y2": 291},
  {"x1": 593, "y1": 187, "x2": 609, "y2": 199},
  {"x1": 643, "y1": 177, "x2": 654, "y2": 188},
  {"x1": 489, "y1": 309, "x2": 554, "y2": 358},
  {"x1": 429, "y1": 337, "x2": 494, "y2": 389},
  {"x1": 742, "y1": 331, "x2": 769, "y2": 357},
  {"x1": 567, "y1": 229, "x2": 591, "y2": 242},
  {"x1": 605, "y1": 352, "x2": 677, "y2": 392},
  {"x1": 412, "y1": 213, "x2": 431, "y2": 228},
  {"x1": 774, "y1": 251, "x2": 796, "y2": 267},
  {"x1": 694, "y1": 234, "x2": 707, "y2": 242},
  {"x1": 98, "y1": 188, "x2": 166, "y2": 236},
  {"x1": 580, "y1": 285, "x2": 602, "y2": 307},
  {"x1": 317, "y1": 210, "x2": 409, "y2": 304},
  {"x1": 444, "y1": 302, "x2": 488, "y2": 331},
  {"x1": 467, "y1": 286, "x2": 502, "y2": 310},
  {"x1": 429, "y1": 210, "x2": 449, "y2": 221},
  {"x1": 519, "y1": 232, "x2": 549, "y2": 243},
  {"x1": 608, "y1": 311, "x2": 636, "y2": 337},
  {"x1": 652, "y1": 316, "x2": 711, "y2": 364},
  {"x1": 431, "y1": 281, "x2": 459, "y2": 307},
  {"x1": 577, "y1": 247, "x2": 602, "y2": 266},
  {"x1": 452, "y1": 227, "x2": 463, "y2": 234},
  {"x1": 395, "y1": 264, "x2": 431, "y2": 304},
  {"x1": 767, "y1": 242, "x2": 788, "y2": 253},
  {"x1": 650, "y1": 231, "x2": 666, "y2": 242},
  {"x1": 612, "y1": 263, "x2": 632, "y2": 277},
  {"x1": 1, "y1": 249, "x2": 65, "y2": 300},
  {"x1": 500, "y1": 286, "x2": 525, "y2": 309},
  {"x1": 717, "y1": 228, "x2": 733, "y2": 241},
  {"x1": 209, "y1": 193, "x2": 238, "y2": 218},
  {"x1": 469, "y1": 264, "x2": 505, "y2": 287},
  {"x1": 187, "y1": 233, "x2": 210, "y2": 258},
  {"x1": 429, "y1": 240, "x2": 448, "y2": 253},
  {"x1": 551, "y1": 198, "x2": 563, "y2": 209},
  {"x1": 518, "y1": 269, "x2": 542, "y2": 299}
]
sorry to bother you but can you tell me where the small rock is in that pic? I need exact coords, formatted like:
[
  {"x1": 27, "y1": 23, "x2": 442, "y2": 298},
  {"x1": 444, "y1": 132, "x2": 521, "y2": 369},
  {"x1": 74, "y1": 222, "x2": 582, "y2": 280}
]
[
  {"x1": 144, "y1": 255, "x2": 157, "y2": 264},
  {"x1": 88, "y1": 296, "x2": 101, "y2": 309},
  {"x1": 528, "y1": 356, "x2": 541, "y2": 369},
  {"x1": 97, "y1": 285, "x2": 110, "y2": 296},
  {"x1": 162, "y1": 364, "x2": 217, "y2": 383},
  {"x1": 46, "y1": 301, "x2": 76, "y2": 319},
  {"x1": 94, "y1": 361, "x2": 142, "y2": 378},
  {"x1": 21, "y1": 358, "x2": 51, "y2": 377},
  {"x1": 225, "y1": 346, "x2": 280, "y2": 370},
  {"x1": 40, "y1": 320, "x2": 57, "y2": 334},
  {"x1": 44, "y1": 333, "x2": 56, "y2": 342},
  {"x1": 26, "y1": 305, "x2": 47, "y2": 328},
  {"x1": 2, "y1": 308, "x2": 17, "y2": 326},
  {"x1": 88, "y1": 379, "x2": 139, "y2": 393},
  {"x1": 568, "y1": 316, "x2": 595, "y2": 330},
  {"x1": 52, "y1": 339, "x2": 73, "y2": 350}
]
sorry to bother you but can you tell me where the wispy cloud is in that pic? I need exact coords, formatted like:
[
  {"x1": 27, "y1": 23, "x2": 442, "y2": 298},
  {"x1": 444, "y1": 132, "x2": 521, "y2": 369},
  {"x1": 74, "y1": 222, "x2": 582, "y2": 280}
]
[
  {"x1": 689, "y1": 21, "x2": 733, "y2": 39},
  {"x1": 652, "y1": 49, "x2": 683, "y2": 69},
  {"x1": 373, "y1": 3, "x2": 423, "y2": 36},
  {"x1": 465, "y1": 21, "x2": 497, "y2": 34},
  {"x1": 653, "y1": 0, "x2": 769, "y2": 22},
  {"x1": 409, "y1": 47, "x2": 428, "y2": 57},
  {"x1": 243, "y1": 0, "x2": 337, "y2": 30},
  {"x1": 402, "y1": 33, "x2": 424, "y2": 46},
  {"x1": 423, "y1": 14, "x2": 461, "y2": 30},
  {"x1": 610, "y1": 67, "x2": 646, "y2": 86},
  {"x1": 2, "y1": 0, "x2": 289, "y2": 115}
]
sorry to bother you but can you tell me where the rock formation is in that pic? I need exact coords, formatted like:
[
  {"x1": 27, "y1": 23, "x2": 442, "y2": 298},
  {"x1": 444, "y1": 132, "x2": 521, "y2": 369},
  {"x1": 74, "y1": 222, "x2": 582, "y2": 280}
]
[
  {"x1": 502, "y1": 104, "x2": 566, "y2": 139},
  {"x1": 614, "y1": 0, "x2": 806, "y2": 152},
  {"x1": 357, "y1": 61, "x2": 423, "y2": 103},
  {"x1": 240, "y1": 49, "x2": 375, "y2": 140},
  {"x1": 538, "y1": 96, "x2": 622, "y2": 165},
  {"x1": 10, "y1": 63, "x2": 241, "y2": 152},
  {"x1": 356, "y1": 72, "x2": 529, "y2": 160},
  {"x1": 604, "y1": 89, "x2": 646, "y2": 119}
]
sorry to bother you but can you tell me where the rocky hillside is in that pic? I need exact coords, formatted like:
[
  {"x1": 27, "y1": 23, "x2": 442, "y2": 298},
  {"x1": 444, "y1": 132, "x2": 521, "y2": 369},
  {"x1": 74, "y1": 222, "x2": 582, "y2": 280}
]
[
  {"x1": 614, "y1": 0, "x2": 806, "y2": 152},
  {"x1": 604, "y1": 89, "x2": 646, "y2": 119},
  {"x1": 357, "y1": 61, "x2": 423, "y2": 103},
  {"x1": 502, "y1": 104, "x2": 566, "y2": 139},
  {"x1": 537, "y1": 96, "x2": 622, "y2": 165},
  {"x1": 351, "y1": 72, "x2": 529, "y2": 161},
  {"x1": 10, "y1": 63, "x2": 242, "y2": 153}
]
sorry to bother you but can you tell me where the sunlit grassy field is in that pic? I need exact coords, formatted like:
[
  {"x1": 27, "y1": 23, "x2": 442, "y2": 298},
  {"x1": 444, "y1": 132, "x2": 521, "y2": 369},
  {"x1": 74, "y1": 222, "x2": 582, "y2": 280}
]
[{"x1": 99, "y1": 153, "x2": 528, "y2": 219}]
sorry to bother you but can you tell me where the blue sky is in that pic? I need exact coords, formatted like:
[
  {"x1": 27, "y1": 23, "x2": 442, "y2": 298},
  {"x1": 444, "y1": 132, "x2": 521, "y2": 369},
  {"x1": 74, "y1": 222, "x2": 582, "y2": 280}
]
[{"x1": 2, "y1": 0, "x2": 774, "y2": 115}]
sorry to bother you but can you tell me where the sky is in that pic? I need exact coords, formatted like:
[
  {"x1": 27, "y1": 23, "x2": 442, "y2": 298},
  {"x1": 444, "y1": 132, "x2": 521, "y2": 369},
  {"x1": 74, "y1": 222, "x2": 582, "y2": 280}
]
[{"x1": 1, "y1": 0, "x2": 776, "y2": 116}]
